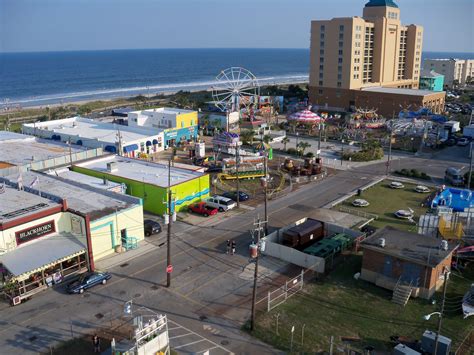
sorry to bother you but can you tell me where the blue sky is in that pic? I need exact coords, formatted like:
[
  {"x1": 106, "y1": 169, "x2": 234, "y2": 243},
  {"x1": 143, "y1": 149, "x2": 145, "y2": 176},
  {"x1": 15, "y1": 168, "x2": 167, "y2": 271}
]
[{"x1": 1, "y1": 0, "x2": 473, "y2": 53}]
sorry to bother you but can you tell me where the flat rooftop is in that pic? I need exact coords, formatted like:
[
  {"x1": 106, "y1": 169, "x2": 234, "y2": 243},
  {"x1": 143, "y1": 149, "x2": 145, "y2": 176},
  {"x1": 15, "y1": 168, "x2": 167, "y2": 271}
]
[
  {"x1": 24, "y1": 117, "x2": 161, "y2": 144},
  {"x1": 362, "y1": 226, "x2": 457, "y2": 267},
  {"x1": 131, "y1": 107, "x2": 195, "y2": 115},
  {"x1": 0, "y1": 131, "x2": 86, "y2": 167},
  {"x1": 0, "y1": 184, "x2": 61, "y2": 225},
  {"x1": 361, "y1": 87, "x2": 442, "y2": 97},
  {"x1": 76, "y1": 155, "x2": 206, "y2": 187},
  {"x1": 6, "y1": 171, "x2": 140, "y2": 220},
  {"x1": 47, "y1": 169, "x2": 123, "y2": 191}
]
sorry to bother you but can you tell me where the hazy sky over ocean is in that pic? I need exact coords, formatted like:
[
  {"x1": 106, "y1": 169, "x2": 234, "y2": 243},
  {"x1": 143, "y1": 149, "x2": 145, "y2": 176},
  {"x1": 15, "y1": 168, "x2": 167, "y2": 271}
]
[{"x1": 1, "y1": 0, "x2": 473, "y2": 53}]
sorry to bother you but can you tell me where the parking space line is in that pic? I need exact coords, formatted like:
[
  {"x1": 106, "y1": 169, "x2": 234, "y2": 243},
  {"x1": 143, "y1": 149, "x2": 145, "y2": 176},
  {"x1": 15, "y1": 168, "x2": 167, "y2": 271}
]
[
  {"x1": 169, "y1": 332, "x2": 194, "y2": 339},
  {"x1": 167, "y1": 326, "x2": 182, "y2": 331},
  {"x1": 173, "y1": 339, "x2": 207, "y2": 350},
  {"x1": 168, "y1": 319, "x2": 233, "y2": 353}
]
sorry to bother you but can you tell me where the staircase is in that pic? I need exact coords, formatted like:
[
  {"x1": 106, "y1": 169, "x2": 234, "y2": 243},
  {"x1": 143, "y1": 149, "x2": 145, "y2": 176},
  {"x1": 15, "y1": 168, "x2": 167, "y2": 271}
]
[{"x1": 392, "y1": 279, "x2": 413, "y2": 306}]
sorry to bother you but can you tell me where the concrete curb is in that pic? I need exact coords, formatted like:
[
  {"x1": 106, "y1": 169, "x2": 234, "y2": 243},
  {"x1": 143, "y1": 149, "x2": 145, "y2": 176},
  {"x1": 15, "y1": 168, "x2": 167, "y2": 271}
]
[
  {"x1": 96, "y1": 239, "x2": 160, "y2": 270},
  {"x1": 323, "y1": 176, "x2": 385, "y2": 208}
]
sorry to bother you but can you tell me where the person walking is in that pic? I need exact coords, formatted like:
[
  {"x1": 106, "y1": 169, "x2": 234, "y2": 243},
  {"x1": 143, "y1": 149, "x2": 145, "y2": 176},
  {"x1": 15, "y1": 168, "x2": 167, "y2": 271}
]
[
  {"x1": 92, "y1": 334, "x2": 101, "y2": 353},
  {"x1": 226, "y1": 240, "x2": 231, "y2": 254},
  {"x1": 231, "y1": 240, "x2": 236, "y2": 255}
]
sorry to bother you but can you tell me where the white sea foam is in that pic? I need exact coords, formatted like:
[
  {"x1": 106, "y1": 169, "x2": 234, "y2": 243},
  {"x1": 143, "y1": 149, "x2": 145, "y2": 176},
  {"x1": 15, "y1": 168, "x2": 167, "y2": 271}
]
[{"x1": 8, "y1": 74, "x2": 309, "y2": 107}]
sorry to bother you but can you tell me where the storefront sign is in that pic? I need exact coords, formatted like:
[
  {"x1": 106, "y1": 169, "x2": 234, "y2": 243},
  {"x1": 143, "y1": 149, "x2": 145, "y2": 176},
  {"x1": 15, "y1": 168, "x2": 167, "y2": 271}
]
[{"x1": 15, "y1": 220, "x2": 55, "y2": 245}]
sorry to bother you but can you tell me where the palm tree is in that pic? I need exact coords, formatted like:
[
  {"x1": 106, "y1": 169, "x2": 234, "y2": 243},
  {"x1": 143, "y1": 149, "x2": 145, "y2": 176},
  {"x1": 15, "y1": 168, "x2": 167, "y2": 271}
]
[
  {"x1": 282, "y1": 136, "x2": 290, "y2": 151},
  {"x1": 263, "y1": 135, "x2": 272, "y2": 144},
  {"x1": 297, "y1": 141, "x2": 311, "y2": 156},
  {"x1": 240, "y1": 129, "x2": 255, "y2": 145}
]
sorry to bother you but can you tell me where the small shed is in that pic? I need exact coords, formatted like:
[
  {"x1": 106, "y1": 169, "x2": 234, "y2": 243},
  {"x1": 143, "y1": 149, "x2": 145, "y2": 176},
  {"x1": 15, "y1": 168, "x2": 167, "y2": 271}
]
[{"x1": 282, "y1": 218, "x2": 324, "y2": 248}]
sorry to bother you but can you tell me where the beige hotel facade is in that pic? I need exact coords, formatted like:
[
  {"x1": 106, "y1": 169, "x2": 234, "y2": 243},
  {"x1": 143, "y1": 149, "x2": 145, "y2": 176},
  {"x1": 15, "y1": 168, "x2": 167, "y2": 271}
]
[{"x1": 309, "y1": 0, "x2": 445, "y2": 116}]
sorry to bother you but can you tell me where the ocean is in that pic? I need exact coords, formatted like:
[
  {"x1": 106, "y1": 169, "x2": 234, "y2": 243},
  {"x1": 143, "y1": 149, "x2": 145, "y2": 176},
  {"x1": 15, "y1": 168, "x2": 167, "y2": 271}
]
[{"x1": 0, "y1": 48, "x2": 473, "y2": 108}]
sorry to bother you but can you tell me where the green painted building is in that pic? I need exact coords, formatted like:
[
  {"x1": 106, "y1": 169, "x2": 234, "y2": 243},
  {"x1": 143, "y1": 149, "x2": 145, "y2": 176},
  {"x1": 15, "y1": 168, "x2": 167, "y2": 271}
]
[
  {"x1": 419, "y1": 70, "x2": 445, "y2": 92},
  {"x1": 72, "y1": 156, "x2": 210, "y2": 215}
]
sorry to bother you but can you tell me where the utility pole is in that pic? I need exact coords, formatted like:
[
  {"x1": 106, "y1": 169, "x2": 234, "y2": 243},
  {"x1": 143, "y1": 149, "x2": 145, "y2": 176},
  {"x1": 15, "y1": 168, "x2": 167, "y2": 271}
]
[
  {"x1": 166, "y1": 159, "x2": 173, "y2": 288},
  {"x1": 116, "y1": 129, "x2": 123, "y2": 156},
  {"x1": 341, "y1": 138, "x2": 345, "y2": 166},
  {"x1": 468, "y1": 142, "x2": 473, "y2": 189},
  {"x1": 235, "y1": 144, "x2": 240, "y2": 208},
  {"x1": 434, "y1": 270, "x2": 449, "y2": 355},
  {"x1": 263, "y1": 154, "x2": 269, "y2": 236},
  {"x1": 386, "y1": 132, "x2": 393, "y2": 175},
  {"x1": 250, "y1": 218, "x2": 266, "y2": 331}
]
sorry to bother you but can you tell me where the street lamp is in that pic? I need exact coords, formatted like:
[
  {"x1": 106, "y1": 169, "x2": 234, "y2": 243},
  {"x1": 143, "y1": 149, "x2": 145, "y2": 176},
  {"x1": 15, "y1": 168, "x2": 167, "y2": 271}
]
[{"x1": 422, "y1": 312, "x2": 441, "y2": 321}]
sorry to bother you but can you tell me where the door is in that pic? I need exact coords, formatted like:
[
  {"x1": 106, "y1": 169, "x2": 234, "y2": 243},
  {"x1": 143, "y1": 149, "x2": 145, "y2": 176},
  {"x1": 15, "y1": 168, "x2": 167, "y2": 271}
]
[{"x1": 383, "y1": 256, "x2": 392, "y2": 278}]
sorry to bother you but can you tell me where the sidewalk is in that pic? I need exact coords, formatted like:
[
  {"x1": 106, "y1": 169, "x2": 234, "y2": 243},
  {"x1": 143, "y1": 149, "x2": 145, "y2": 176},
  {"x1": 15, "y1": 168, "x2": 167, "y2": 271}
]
[{"x1": 95, "y1": 239, "x2": 161, "y2": 270}]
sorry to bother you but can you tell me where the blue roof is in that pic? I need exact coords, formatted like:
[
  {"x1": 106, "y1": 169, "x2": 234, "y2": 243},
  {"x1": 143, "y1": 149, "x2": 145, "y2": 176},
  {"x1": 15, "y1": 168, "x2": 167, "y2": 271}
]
[{"x1": 365, "y1": 0, "x2": 398, "y2": 8}]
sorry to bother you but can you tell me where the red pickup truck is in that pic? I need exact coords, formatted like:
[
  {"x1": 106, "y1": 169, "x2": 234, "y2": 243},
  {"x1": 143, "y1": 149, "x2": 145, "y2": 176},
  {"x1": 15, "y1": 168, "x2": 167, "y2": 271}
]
[{"x1": 188, "y1": 202, "x2": 218, "y2": 217}]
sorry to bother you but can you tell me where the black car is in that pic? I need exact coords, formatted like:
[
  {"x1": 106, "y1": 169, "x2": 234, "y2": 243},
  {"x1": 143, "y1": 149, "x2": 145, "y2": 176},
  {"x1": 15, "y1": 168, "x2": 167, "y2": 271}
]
[
  {"x1": 67, "y1": 271, "x2": 112, "y2": 294},
  {"x1": 144, "y1": 219, "x2": 162, "y2": 236},
  {"x1": 205, "y1": 165, "x2": 223, "y2": 173},
  {"x1": 222, "y1": 191, "x2": 250, "y2": 202}
]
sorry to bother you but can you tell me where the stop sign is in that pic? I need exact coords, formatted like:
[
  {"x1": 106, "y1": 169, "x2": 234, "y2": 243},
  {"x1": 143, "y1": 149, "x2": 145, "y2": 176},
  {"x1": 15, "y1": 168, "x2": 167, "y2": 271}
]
[{"x1": 166, "y1": 265, "x2": 173, "y2": 273}]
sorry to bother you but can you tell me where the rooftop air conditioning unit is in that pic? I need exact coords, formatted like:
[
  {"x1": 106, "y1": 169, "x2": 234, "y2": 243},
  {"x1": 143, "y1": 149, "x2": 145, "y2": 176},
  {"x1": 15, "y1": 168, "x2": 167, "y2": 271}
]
[
  {"x1": 107, "y1": 162, "x2": 118, "y2": 173},
  {"x1": 378, "y1": 238, "x2": 386, "y2": 248}
]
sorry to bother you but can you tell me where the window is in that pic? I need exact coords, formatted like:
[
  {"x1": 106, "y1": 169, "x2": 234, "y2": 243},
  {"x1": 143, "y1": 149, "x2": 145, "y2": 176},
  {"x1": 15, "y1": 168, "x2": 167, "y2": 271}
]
[
  {"x1": 339, "y1": 25, "x2": 344, "y2": 31},
  {"x1": 320, "y1": 57, "x2": 324, "y2": 63},
  {"x1": 338, "y1": 66, "x2": 342, "y2": 72},
  {"x1": 319, "y1": 73, "x2": 324, "y2": 79},
  {"x1": 320, "y1": 49, "x2": 324, "y2": 55},
  {"x1": 320, "y1": 25, "x2": 325, "y2": 31},
  {"x1": 337, "y1": 74, "x2": 342, "y2": 80},
  {"x1": 338, "y1": 50, "x2": 343, "y2": 55},
  {"x1": 320, "y1": 41, "x2": 325, "y2": 47},
  {"x1": 319, "y1": 65, "x2": 324, "y2": 70},
  {"x1": 338, "y1": 58, "x2": 343, "y2": 63},
  {"x1": 319, "y1": 80, "x2": 323, "y2": 86},
  {"x1": 339, "y1": 41, "x2": 344, "y2": 48},
  {"x1": 320, "y1": 33, "x2": 325, "y2": 39},
  {"x1": 318, "y1": 89, "x2": 323, "y2": 95},
  {"x1": 337, "y1": 82, "x2": 342, "y2": 87},
  {"x1": 339, "y1": 33, "x2": 344, "y2": 40}
]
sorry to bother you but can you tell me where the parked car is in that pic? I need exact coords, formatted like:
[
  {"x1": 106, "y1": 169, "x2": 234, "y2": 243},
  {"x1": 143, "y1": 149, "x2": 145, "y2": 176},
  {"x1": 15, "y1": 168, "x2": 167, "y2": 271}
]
[
  {"x1": 188, "y1": 202, "x2": 218, "y2": 217},
  {"x1": 222, "y1": 191, "x2": 250, "y2": 202},
  {"x1": 67, "y1": 271, "x2": 112, "y2": 294},
  {"x1": 205, "y1": 165, "x2": 223, "y2": 173},
  {"x1": 205, "y1": 195, "x2": 236, "y2": 212},
  {"x1": 457, "y1": 137, "x2": 470, "y2": 146},
  {"x1": 144, "y1": 219, "x2": 162, "y2": 236},
  {"x1": 389, "y1": 181, "x2": 405, "y2": 189}
]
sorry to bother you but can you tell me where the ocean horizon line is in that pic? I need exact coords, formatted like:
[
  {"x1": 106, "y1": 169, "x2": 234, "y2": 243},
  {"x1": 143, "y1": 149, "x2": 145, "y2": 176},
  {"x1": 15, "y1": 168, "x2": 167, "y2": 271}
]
[{"x1": 2, "y1": 48, "x2": 474, "y2": 55}]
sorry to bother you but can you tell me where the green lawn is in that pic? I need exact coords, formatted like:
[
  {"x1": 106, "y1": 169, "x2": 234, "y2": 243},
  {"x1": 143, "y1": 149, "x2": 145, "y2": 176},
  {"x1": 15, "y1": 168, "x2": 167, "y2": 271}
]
[
  {"x1": 338, "y1": 181, "x2": 431, "y2": 232},
  {"x1": 251, "y1": 255, "x2": 473, "y2": 353}
]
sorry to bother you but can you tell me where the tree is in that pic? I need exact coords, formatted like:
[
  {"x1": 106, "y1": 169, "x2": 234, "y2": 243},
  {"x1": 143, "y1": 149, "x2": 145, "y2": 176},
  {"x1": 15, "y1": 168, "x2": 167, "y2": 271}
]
[
  {"x1": 240, "y1": 129, "x2": 255, "y2": 145},
  {"x1": 282, "y1": 136, "x2": 290, "y2": 151},
  {"x1": 263, "y1": 135, "x2": 272, "y2": 144},
  {"x1": 297, "y1": 141, "x2": 311, "y2": 156}
]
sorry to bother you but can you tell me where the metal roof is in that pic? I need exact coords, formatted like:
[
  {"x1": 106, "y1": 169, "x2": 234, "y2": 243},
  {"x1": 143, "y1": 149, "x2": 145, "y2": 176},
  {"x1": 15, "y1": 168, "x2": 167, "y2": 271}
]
[
  {"x1": 365, "y1": 0, "x2": 398, "y2": 8},
  {"x1": 361, "y1": 87, "x2": 442, "y2": 96},
  {"x1": 0, "y1": 234, "x2": 85, "y2": 277}
]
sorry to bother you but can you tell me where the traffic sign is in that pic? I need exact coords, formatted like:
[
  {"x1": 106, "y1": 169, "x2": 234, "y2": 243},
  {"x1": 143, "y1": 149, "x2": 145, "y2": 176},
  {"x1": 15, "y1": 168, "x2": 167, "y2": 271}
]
[{"x1": 166, "y1": 265, "x2": 173, "y2": 273}]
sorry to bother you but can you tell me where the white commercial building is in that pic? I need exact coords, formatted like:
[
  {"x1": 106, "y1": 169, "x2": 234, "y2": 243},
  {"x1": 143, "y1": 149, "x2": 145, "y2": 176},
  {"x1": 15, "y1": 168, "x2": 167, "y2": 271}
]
[
  {"x1": 423, "y1": 58, "x2": 474, "y2": 87},
  {"x1": 22, "y1": 117, "x2": 164, "y2": 157},
  {"x1": 128, "y1": 107, "x2": 197, "y2": 129}
]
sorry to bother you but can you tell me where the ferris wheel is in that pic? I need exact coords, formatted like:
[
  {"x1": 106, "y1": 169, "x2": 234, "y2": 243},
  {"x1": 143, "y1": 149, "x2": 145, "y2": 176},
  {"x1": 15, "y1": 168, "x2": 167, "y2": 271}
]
[{"x1": 211, "y1": 67, "x2": 260, "y2": 112}]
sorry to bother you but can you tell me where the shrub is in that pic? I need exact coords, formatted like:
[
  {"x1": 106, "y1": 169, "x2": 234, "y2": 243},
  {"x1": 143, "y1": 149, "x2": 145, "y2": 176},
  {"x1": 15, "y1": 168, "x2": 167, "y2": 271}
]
[
  {"x1": 410, "y1": 169, "x2": 421, "y2": 178},
  {"x1": 305, "y1": 152, "x2": 315, "y2": 158},
  {"x1": 420, "y1": 172, "x2": 431, "y2": 180},
  {"x1": 286, "y1": 148, "x2": 297, "y2": 155}
]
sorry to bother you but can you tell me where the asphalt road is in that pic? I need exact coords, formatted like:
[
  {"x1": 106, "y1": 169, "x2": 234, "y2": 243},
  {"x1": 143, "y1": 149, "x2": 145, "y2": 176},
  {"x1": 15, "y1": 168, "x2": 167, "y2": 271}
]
[{"x1": 0, "y1": 147, "x2": 466, "y2": 354}]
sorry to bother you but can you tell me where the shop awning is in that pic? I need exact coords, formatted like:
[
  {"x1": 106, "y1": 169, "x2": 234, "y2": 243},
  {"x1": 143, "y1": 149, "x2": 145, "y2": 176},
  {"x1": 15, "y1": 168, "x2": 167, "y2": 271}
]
[
  {"x1": 123, "y1": 144, "x2": 139, "y2": 153},
  {"x1": 104, "y1": 145, "x2": 117, "y2": 153},
  {"x1": 152, "y1": 139, "x2": 159, "y2": 145},
  {"x1": 146, "y1": 140, "x2": 152, "y2": 146},
  {"x1": 0, "y1": 234, "x2": 86, "y2": 280}
]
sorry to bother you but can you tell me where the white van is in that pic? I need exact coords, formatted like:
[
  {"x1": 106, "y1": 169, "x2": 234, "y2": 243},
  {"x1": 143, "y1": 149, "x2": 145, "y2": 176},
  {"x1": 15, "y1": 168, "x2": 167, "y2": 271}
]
[{"x1": 206, "y1": 196, "x2": 236, "y2": 212}]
